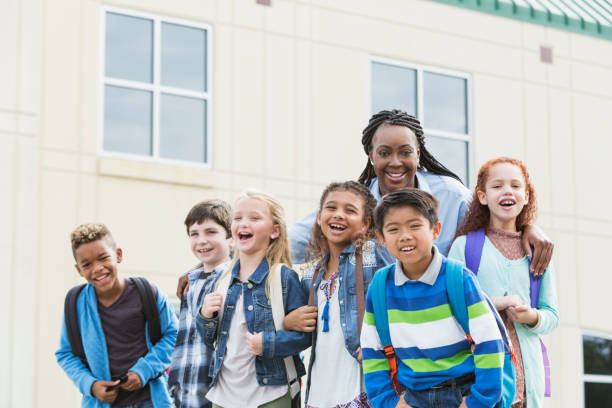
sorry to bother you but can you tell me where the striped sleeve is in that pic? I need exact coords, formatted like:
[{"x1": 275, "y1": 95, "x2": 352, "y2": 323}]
[
  {"x1": 464, "y1": 273, "x2": 504, "y2": 408},
  {"x1": 360, "y1": 284, "x2": 401, "y2": 408}
]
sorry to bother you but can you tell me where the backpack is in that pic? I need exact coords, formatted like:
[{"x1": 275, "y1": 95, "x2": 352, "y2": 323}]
[
  {"x1": 369, "y1": 260, "x2": 516, "y2": 407},
  {"x1": 465, "y1": 228, "x2": 551, "y2": 397},
  {"x1": 215, "y1": 264, "x2": 301, "y2": 405},
  {"x1": 63, "y1": 277, "x2": 162, "y2": 369}
]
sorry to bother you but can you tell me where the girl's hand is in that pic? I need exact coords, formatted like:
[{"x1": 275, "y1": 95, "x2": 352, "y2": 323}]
[
  {"x1": 507, "y1": 304, "x2": 539, "y2": 326},
  {"x1": 176, "y1": 272, "x2": 190, "y2": 298},
  {"x1": 120, "y1": 372, "x2": 142, "y2": 391},
  {"x1": 91, "y1": 380, "x2": 119, "y2": 403},
  {"x1": 246, "y1": 331, "x2": 263, "y2": 355},
  {"x1": 522, "y1": 224, "x2": 554, "y2": 276},
  {"x1": 201, "y1": 293, "x2": 223, "y2": 318},
  {"x1": 356, "y1": 347, "x2": 362, "y2": 363},
  {"x1": 492, "y1": 295, "x2": 524, "y2": 310},
  {"x1": 458, "y1": 396, "x2": 468, "y2": 408},
  {"x1": 283, "y1": 305, "x2": 318, "y2": 332},
  {"x1": 394, "y1": 393, "x2": 413, "y2": 408}
]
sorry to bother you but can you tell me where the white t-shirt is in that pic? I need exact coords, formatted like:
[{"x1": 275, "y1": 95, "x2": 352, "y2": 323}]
[
  {"x1": 307, "y1": 279, "x2": 363, "y2": 407},
  {"x1": 207, "y1": 290, "x2": 287, "y2": 408}
]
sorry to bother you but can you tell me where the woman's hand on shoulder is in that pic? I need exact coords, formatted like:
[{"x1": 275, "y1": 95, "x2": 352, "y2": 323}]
[
  {"x1": 176, "y1": 272, "x2": 190, "y2": 298},
  {"x1": 522, "y1": 225, "x2": 554, "y2": 276},
  {"x1": 283, "y1": 305, "x2": 318, "y2": 332}
]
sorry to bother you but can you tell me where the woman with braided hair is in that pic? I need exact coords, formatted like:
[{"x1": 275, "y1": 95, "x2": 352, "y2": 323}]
[{"x1": 289, "y1": 109, "x2": 554, "y2": 275}]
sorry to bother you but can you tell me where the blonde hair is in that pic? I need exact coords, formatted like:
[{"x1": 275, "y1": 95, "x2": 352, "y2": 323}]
[{"x1": 216, "y1": 190, "x2": 292, "y2": 296}]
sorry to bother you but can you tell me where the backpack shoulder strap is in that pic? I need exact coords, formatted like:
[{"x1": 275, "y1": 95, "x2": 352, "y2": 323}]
[
  {"x1": 465, "y1": 229, "x2": 486, "y2": 275},
  {"x1": 132, "y1": 277, "x2": 162, "y2": 345},
  {"x1": 64, "y1": 284, "x2": 88, "y2": 367},
  {"x1": 355, "y1": 250, "x2": 365, "y2": 337},
  {"x1": 369, "y1": 263, "x2": 400, "y2": 394},
  {"x1": 445, "y1": 259, "x2": 470, "y2": 335},
  {"x1": 270, "y1": 264, "x2": 300, "y2": 398},
  {"x1": 369, "y1": 264, "x2": 393, "y2": 345}
]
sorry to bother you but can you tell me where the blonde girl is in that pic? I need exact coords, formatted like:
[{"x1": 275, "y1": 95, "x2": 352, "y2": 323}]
[
  {"x1": 198, "y1": 191, "x2": 310, "y2": 408},
  {"x1": 448, "y1": 157, "x2": 559, "y2": 408}
]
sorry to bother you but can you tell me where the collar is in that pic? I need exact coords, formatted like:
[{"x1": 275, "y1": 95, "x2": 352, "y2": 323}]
[
  {"x1": 369, "y1": 171, "x2": 428, "y2": 201},
  {"x1": 394, "y1": 245, "x2": 442, "y2": 286},
  {"x1": 230, "y1": 258, "x2": 271, "y2": 285},
  {"x1": 313, "y1": 244, "x2": 356, "y2": 286}
]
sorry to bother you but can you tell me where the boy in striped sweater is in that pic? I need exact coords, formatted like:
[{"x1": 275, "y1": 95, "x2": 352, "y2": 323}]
[{"x1": 361, "y1": 189, "x2": 504, "y2": 408}]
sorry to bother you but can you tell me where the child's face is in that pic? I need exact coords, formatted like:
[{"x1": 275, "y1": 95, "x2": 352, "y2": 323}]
[
  {"x1": 368, "y1": 125, "x2": 420, "y2": 196},
  {"x1": 378, "y1": 205, "x2": 441, "y2": 272},
  {"x1": 74, "y1": 238, "x2": 123, "y2": 295},
  {"x1": 188, "y1": 219, "x2": 232, "y2": 270},
  {"x1": 477, "y1": 163, "x2": 529, "y2": 229},
  {"x1": 232, "y1": 197, "x2": 280, "y2": 258},
  {"x1": 317, "y1": 190, "x2": 368, "y2": 251}
]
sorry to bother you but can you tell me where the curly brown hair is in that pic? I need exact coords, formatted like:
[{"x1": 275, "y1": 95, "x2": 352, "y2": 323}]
[
  {"x1": 455, "y1": 157, "x2": 538, "y2": 238},
  {"x1": 70, "y1": 222, "x2": 116, "y2": 257},
  {"x1": 306, "y1": 181, "x2": 378, "y2": 262}
]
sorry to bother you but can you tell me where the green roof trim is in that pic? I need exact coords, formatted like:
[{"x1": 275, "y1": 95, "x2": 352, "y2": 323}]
[{"x1": 429, "y1": 0, "x2": 612, "y2": 40}]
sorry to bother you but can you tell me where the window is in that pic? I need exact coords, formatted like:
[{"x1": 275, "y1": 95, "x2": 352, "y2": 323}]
[
  {"x1": 100, "y1": 7, "x2": 211, "y2": 165},
  {"x1": 371, "y1": 58, "x2": 471, "y2": 185},
  {"x1": 583, "y1": 333, "x2": 612, "y2": 407}
]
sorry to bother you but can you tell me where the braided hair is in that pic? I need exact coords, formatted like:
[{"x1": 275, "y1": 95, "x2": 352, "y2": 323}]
[{"x1": 358, "y1": 109, "x2": 463, "y2": 187}]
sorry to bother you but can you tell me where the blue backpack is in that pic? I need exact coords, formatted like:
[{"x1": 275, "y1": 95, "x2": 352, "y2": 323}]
[
  {"x1": 466, "y1": 229, "x2": 551, "y2": 397},
  {"x1": 369, "y1": 259, "x2": 516, "y2": 407}
]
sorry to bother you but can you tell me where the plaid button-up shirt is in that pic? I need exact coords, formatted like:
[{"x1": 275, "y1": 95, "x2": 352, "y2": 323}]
[{"x1": 168, "y1": 261, "x2": 229, "y2": 408}]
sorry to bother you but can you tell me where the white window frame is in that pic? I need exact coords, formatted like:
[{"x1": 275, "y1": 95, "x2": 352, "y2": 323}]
[
  {"x1": 369, "y1": 56, "x2": 473, "y2": 186},
  {"x1": 99, "y1": 6, "x2": 213, "y2": 169},
  {"x1": 582, "y1": 330, "x2": 612, "y2": 394}
]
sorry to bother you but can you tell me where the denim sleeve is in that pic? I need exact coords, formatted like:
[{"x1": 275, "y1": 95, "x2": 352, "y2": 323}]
[
  {"x1": 196, "y1": 313, "x2": 219, "y2": 351},
  {"x1": 262, "y1": 266, "x2": 311, "y2": 358},
  {"x1": 130, "y1": 286, "x2": 179, "y2": 385},
  {"x1": 288, "y1": 210, "x2": 317, "y2": 264},
  {"x1": 55, "y1": 315, "x2": 98, "y2": 398}
]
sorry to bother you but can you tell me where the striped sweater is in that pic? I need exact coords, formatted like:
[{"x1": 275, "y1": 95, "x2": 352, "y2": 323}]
[{"x1": 361, "y1": 259, "x2": 504, "y2": 408}]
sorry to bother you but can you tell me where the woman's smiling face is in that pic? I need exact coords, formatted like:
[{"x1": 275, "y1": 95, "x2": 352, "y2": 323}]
[{"x1": 369, "y1": 124, "x2": 420, "y2": 196}]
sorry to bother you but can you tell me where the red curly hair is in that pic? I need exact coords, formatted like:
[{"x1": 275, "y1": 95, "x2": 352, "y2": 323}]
[{"x1": 455, "y1": 157, "x2": 538, "y2": 238}]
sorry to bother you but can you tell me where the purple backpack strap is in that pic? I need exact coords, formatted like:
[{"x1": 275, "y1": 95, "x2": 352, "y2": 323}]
[
  {"x1": 465, "y1": 229, "x2": 486, "y2": 275},
  {"x1": 529, "y1": 266, "x2": 551, "y2": 396}
]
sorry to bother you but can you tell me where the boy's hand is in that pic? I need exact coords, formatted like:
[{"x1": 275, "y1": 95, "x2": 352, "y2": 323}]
[
  {"x1": 283, "y1": 305, "x2": 318, "y2": 332},
  {"x1": 91, "y1": 380, "x2": 119, "y2": 403},
  {"x1": 507, "y1": 304, "x2": 539, "y2": 326},
  {"x1": 522, "y1": 225, "x2": 554, "y2": 276},
  {"x1": 201, "y1": 293, "x2": 223, "y2": 318},
  {"x1": 394, "y1": 393, "x2": 413, "y2": 408},
  {"x1": 458, "y1": 396, "x2": 468, "y2": 408},
  {"x1": 176, "y1": 272, "x2": 190, "y2": 298},
  {"x1": 120, "y1": 371, "x2": 142, "y2": 392},
  {"x1": 356, "y1": 347, "x2": 362, "y2": 363},
  {"x1": 492, "y1": 295, "x2": 524, "y2": 311},
  {"x1": 246, "y1": 331, "x2": 263, "y2": 355}
]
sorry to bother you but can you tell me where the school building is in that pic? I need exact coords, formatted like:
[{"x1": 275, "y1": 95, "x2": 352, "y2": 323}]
[{"x1": 2, "y1": 0, "x2": 611, "y2": 406}]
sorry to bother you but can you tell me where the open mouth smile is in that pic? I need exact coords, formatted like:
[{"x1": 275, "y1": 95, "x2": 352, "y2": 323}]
[
  {"x1": 400, "y1": 245, "x2": 416, "y2": 254},
  {"x1": 385, "y1": 171, "x2": 407, "y2": 183},
  {"x1": 499, "y1": 198, "x2": 516, "y2": 208},
  {"x1": 238, "y1": 231, "x2": 253, "y2": 242}
]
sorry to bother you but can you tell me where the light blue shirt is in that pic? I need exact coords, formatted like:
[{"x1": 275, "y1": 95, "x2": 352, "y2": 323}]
[{"x1": 288, "y1": 171, "x2": 471, "y2": 263}]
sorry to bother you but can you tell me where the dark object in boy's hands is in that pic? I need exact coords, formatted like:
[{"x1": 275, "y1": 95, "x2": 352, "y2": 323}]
[{"x1": 106, "y1": 373, "x2": 128, "y2": 391}]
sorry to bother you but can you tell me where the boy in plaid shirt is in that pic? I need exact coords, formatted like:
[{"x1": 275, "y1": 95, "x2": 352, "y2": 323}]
[{"x1": 168, "y1": 200, "x2": 233, "y2": 408}]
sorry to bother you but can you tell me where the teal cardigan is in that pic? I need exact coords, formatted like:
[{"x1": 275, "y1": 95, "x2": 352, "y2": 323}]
[
  {"x1": 55, "y1": 282, "x2": 178, "y2": 407},
  {"x1": 449, "y1": 235, "x2": 559, "y2": 408}
]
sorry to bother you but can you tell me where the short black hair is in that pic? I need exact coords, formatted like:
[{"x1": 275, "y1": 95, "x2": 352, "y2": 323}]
[
  {"x1": 184, "y1": 199, "x2": 232, "y2": 238},
  {"x1": 374, "y1": 188, "x2": 439, "y2": 235}
]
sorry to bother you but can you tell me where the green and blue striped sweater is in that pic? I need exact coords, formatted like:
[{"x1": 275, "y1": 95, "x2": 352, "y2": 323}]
[{"x1": 360, "y1": 260, "x2": 504, "y2": 408}]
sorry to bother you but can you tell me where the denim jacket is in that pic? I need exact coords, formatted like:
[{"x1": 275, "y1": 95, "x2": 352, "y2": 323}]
[
  {"x1": 301, "y1": 240, "x2": 393, "y2": 401},
  {"x1": 195, "y1": 259, "x2": 310, "y2": 388}
]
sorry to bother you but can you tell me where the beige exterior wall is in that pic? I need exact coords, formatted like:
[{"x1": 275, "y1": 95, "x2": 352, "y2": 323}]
[{"x1": 2, "y1": 0, "x2": 612, "y2": 406}]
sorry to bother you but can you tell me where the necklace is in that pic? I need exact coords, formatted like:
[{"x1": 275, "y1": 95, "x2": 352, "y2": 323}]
[{"x1": 319, "y1": 270, "x2": 339, "y2": 332}]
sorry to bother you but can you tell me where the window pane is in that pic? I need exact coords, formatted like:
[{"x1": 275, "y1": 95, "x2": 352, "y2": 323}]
[
  {"x1": 105, "y1": 12, "x2": 153, "y2": 83},
  {"x1": 371, "y1": 62, "x2": 416, "y2": 116},
  {"x1": 104, "y1": 85, "x2": 152, "y2": 156},
  {"x1": 584, "y1": 335, "x2": 612, "y2": 375},
  {"x1": 161, "y1": 23, "x2": 207, "y2": 92},
  {"x1": 585, "y1": 382, "x2": 612, "y2": 408},
  {"x1": 424, "y1": 135, "x2": 468, "y2": 185},
  {"x1": 423, "y1": 72, "x2": 467, "y2": 134},
  {"x1": 160, "y1": 94, "x2": 206, "y2": 162}
]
